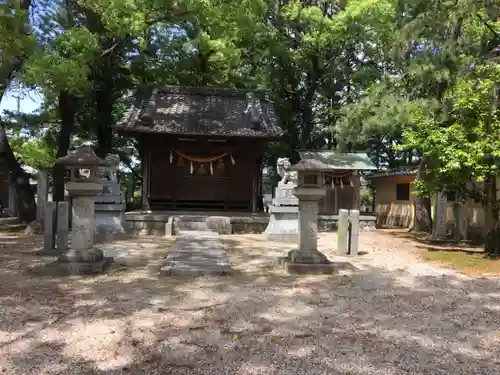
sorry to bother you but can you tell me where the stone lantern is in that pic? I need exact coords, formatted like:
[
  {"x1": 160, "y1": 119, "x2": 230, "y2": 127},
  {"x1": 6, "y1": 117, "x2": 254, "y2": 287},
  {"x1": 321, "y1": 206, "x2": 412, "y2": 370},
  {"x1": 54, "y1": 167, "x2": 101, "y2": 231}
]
[
  {"x1": 278, "y1": 154, "x2": 336, "y2": 274},
  {"x1": 55, "y1": 146, "x2": 112, "y2": 274}
]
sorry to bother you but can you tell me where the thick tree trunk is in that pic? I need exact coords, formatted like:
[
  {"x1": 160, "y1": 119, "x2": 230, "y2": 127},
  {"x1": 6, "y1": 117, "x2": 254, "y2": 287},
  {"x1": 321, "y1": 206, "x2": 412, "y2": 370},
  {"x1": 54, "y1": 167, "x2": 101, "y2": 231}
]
[
  {"x1": 0, "y1": 122, "x2": 36, "y2": 223},
  {"x1": 53, "y1": 91, "x2": 76, "y2": 202},
  {"x1": 410, "y1": 158, "x2": 432, "y2": 232},
  {"x1": 484, "y1": 174, "x2": 500, "y2": 255}
]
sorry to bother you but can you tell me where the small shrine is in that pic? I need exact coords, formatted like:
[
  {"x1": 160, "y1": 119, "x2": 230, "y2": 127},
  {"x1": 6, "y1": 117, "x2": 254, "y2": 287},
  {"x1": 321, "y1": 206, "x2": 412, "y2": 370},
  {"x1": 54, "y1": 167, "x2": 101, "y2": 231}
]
[
  {"x1": 265, "y1": 151, "x2": 377, "y2": 243},
  {"x1": 115, "y1": 86, "x2": 283, "y2": 212}
]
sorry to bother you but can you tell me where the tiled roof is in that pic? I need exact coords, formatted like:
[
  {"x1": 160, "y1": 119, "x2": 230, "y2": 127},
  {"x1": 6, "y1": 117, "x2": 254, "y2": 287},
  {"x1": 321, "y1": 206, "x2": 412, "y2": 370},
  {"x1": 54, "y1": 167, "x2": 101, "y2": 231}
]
[
  {"x1": 292, "y1": 151, "x2": 378, "y2": 171},
  {"x1": 116, "y1": 86, "x2": 283, "y2": 138}
]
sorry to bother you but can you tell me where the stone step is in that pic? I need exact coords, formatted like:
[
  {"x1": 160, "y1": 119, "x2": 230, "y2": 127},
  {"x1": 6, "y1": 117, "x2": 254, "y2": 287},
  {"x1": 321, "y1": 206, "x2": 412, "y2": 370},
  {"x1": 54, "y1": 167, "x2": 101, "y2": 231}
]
[
  {"x1": 172, "y1": 216, "x2": 232, "y2": 235},
  {"x1": 160, "y1": 230, "x2": 232, "y2": 276}
]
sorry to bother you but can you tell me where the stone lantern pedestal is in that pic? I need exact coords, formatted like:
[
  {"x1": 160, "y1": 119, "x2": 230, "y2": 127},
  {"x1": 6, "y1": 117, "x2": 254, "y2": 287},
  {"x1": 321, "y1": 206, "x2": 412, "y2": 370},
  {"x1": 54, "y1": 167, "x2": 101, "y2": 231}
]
[
  {"x1": 278, "y1": 158, "x2": 337, "y2": 274},
  {"x1": 55, "y1": 147, "x2": 113, "y2": 274}
]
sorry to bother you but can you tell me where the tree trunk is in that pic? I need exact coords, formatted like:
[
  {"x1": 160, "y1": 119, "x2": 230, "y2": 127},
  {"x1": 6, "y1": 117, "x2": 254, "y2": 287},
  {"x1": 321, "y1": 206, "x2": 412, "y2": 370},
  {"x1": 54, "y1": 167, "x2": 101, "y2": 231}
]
[
  {"x1": 0, "y1": 122, "x2": 36, "y2": 223},
  {"x1": 484, "y1": 174, "x2": 500, "y2": 255},
  {"x1": 53, "y1": 91, "x2": 76, "y2": 202},
  {"x1": 410, "y1": 158, "x2": 432, "y2": 232}
]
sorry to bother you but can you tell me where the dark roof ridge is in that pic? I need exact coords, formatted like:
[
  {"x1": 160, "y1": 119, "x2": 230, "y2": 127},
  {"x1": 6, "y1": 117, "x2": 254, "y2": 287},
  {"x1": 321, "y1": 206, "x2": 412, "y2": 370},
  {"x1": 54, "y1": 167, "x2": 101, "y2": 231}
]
[{"x1": 151, "y1": 85, "x2": 272, "y2": 100}]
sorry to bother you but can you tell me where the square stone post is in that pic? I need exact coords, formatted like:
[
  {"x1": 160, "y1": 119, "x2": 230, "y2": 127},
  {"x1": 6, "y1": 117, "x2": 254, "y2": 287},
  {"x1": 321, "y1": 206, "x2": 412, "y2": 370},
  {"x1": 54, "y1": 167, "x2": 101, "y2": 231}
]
[
  {"x1": 337, "y1": 209, "x2": 349, "y2": 254},
  {"x1": 56, "y1": 201, "x2": 69, "y2": 250},
  {"x1": 43, "y1": 202, "x2": 56, "y2": 251},
  {"x1": 36, "y1": 171, "x2": 49, "y2": 222},
  {"x1": 349, "y1": 209, "x2": 360, "y2": 255}
]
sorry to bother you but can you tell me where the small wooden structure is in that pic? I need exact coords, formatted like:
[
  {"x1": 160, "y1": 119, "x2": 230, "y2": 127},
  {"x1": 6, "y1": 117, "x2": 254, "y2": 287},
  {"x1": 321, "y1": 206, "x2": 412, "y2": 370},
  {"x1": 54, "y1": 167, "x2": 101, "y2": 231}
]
[
  {"x1": 366, "y1": 166, "x2": 418, "y2": 228},
  {"x1": 116, "y1": 86, "x2": 282, "y2": 212},
  {"x1": 296, "y1": 151, "x2": 377, "y2": 215}
]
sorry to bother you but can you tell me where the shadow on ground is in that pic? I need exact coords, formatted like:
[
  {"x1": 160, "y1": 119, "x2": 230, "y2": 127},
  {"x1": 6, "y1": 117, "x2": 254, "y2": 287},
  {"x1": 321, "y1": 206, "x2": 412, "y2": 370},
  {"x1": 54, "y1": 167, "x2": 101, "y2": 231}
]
[{"x1": 0, "y1": 232, "x2": 499, "y2": 374}]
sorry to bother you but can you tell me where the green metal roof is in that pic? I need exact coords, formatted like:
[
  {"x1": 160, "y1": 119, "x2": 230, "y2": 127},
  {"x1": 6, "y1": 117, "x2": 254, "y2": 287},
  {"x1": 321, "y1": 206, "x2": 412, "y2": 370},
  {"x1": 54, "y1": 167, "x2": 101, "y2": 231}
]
[{"x1": 294, "y1": 151, "x2": 377, "y2": 171}]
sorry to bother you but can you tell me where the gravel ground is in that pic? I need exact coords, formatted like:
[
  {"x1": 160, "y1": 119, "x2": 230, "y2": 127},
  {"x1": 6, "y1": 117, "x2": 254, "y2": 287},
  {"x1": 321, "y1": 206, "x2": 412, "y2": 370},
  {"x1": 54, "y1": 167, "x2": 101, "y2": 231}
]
[{"x1": 0, "y1": 230, "x2": 499, "y2": 375}]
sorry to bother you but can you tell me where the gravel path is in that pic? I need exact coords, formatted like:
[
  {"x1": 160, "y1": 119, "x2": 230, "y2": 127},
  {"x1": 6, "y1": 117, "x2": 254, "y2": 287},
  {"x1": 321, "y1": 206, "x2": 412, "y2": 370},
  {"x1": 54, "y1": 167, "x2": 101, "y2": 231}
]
[{"x1": 0, "y1": 231, "x2": 499, "y2": 374}]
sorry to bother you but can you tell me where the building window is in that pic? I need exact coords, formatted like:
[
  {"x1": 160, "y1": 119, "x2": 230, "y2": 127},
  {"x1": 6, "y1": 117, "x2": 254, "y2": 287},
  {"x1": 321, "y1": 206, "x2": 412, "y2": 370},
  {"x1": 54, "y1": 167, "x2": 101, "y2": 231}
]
[{"x1": 396, "y1": 183, "x2": 410, "y2": 201}]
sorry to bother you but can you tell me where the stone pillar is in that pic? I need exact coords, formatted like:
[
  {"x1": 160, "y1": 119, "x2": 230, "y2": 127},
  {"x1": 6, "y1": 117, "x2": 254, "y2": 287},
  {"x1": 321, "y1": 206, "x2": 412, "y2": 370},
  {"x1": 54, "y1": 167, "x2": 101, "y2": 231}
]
[
  {"x1": 56, "y1": 201, "x2": 69, "y2": 250},
  {"x1": 298, "y1": 199, "x2": 319, "y2": 252},
  {"x1": 337, "y1": 209, "x2": 349, "y2": 254},
  {"x1": 43, "y1": 202, "x2": 56, "y2": 251},
  {"x1": 71, "y1": 196, "x2": 95, "y2": 250},
  {"x1": 37, "y1": 171, "x2": 49, "y2": 222},
  {"x1": 349, "y1": 209, "x2": 360, "y2": 255},
  {"x1": 283, "y1": 186, "x2": 333, "y2": 272}
]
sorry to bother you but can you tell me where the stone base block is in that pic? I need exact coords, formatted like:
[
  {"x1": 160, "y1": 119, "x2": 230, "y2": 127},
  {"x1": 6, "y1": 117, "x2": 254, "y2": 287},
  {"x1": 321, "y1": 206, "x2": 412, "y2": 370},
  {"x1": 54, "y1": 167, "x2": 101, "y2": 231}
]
[
  {"x1": 160, "y1": 261, "x2": 231, "y2": 277},
  {"x1": 58, "y1": 257, "x2": 113, "y2": 275},
  {"x1": 264, "y1": 206, "x2": 298, "y2": 243},
  {"x1": 277, "y1": 257, "x2": 338, "y2": 275}
]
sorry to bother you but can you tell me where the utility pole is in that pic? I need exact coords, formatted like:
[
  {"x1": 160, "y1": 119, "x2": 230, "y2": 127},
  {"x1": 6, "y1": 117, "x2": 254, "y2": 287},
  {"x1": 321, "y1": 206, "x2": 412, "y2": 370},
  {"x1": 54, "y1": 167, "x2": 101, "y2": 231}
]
[{"x1": 11, "y1": 93, "x2": 22, "y2": 114}]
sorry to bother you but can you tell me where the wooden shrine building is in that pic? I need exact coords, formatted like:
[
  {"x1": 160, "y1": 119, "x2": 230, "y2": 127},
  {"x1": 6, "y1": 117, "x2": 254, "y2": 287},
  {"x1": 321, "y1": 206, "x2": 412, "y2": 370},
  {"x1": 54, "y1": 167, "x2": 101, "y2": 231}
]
[
  {"x1": 296, "y1": 151, "x2": 377, "y2": 215},
  {"x1": 116, "y1": 86, "x2": 283, "y2": 212}
]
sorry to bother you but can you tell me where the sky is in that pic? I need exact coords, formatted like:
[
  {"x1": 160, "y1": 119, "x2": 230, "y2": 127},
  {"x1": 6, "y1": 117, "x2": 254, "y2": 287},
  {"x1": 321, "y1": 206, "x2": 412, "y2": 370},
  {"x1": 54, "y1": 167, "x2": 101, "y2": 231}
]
[{"x1": 0, "y1": 89, "x2": 43, "y2": 114}]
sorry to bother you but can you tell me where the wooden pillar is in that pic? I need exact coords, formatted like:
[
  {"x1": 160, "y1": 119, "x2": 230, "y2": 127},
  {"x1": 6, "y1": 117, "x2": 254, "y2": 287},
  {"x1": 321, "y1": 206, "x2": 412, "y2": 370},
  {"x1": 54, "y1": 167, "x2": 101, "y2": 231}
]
[
  {"x1": 142, "y1": 150, "x2": 150, "y2": 211},
  {"x1": 334, "y1": 186, "x2": 339, "y2": 215},
  {"x1": 351, "y1": 171, "x2": 361, "y2": 211}
]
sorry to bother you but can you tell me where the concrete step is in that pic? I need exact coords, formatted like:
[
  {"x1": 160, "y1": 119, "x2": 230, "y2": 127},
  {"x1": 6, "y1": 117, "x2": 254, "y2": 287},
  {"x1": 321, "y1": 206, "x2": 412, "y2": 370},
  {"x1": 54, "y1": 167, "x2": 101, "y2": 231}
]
[{"x1": 172, "y1": 216, "x2": 232, "y2": 234}]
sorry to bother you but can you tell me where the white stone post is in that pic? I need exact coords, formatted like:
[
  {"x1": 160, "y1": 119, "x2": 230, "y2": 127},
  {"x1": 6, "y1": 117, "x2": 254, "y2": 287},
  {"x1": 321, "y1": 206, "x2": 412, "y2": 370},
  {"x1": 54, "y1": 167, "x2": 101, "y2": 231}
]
[
  {"x1": 337, "y1": 209, "x2": 349, "y2": 255},
  {"x1": 36, "y1": 171, "x2": 49, "y2": 222},
  {"x1": 349, "y1": 209, "x2": 360, "y2": 255}
]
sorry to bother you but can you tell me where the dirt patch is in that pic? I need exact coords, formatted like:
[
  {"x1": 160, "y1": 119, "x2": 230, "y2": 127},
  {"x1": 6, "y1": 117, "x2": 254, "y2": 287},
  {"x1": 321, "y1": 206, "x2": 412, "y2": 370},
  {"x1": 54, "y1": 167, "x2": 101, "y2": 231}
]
[{"x1": 0, "y1": 230, "x2": 499, "y2": 374}]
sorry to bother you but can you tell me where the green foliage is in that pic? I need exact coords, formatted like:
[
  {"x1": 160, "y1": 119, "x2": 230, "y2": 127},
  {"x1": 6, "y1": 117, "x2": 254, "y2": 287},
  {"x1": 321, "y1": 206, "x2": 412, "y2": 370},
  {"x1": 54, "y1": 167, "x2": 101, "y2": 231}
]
[{"x1": 23, "y1": 28, "x2": 100, "y2": 97}]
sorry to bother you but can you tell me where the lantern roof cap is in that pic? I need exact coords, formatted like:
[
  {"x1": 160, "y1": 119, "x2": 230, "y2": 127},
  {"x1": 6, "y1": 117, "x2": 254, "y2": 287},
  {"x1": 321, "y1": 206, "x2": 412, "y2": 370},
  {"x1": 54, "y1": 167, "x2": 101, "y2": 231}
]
[{"x1": 55, "y1": 146, "x2": 109, "y2": 166}]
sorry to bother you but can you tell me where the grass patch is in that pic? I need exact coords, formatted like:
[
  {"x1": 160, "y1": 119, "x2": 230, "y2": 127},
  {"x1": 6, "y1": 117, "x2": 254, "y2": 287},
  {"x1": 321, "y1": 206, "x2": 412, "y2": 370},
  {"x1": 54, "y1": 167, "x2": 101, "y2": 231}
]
[{"x1": 422, "y1": 250, "x2": 500, "y2": 276}]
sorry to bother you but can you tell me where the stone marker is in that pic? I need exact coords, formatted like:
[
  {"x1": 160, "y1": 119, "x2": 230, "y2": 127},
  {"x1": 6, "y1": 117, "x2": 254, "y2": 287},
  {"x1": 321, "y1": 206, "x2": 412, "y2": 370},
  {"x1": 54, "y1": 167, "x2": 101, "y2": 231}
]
[
  {"x1": 337, "y1": 209, "x2": 349, "y2": 254},
  {"x1": 43, "y1": 202, "x2": 56, "y2": 251},
  {"x1": 349, "y1": 209, "x2": 360, "y2": 255},
  {"x1": 56, "y1": 201, "x2": 69, "y2": 250},
  {"x1": 37, "y1": 171, "x2": 49, "y2": 222},
  {"x1": 55, "y1": 147, "x2": 112, "y2": 274}
]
